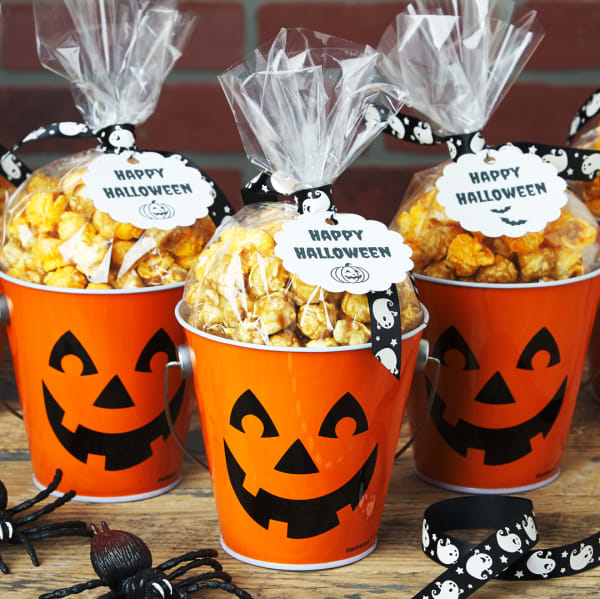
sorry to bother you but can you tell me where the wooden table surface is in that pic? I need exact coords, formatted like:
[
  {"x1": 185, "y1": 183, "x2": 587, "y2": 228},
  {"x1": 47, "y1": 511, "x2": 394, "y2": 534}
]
[{"x1": 2, "y1": 346, "x2": 600, "y2": 599}]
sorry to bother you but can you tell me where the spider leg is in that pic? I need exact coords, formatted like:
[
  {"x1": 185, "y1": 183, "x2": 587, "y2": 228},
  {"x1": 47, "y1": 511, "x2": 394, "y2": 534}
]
[
  {"x1": 166, "y1": 558, "x2": 226, "y2": 581},
  {"x1": 176, "y1": 571, "x2": 232, "y2": 586},
  {"x1": 8, "y1": 470, "x2": 63, "y2": 516},
  {"x1": 14, "y1": 530, "x2": 40, "y2": 566},
  {"x1": 157, "y1": 549, "x2": 219, "y2": 572},
  {"x1": 20, "y1": 521, "x2": 91, "y2": 542},
  {"x1": 178, "y1": 580, "x2": 254, "y2": 599},
  {"x1": 0, "y1": 551, "x2": 9, "y2": 574},
  {"x1": 38, "y1": 578, "x2": 105, "y2": 598},
  {"x1": 13, "y1": 490, "x2": 76, "y2": 527}
]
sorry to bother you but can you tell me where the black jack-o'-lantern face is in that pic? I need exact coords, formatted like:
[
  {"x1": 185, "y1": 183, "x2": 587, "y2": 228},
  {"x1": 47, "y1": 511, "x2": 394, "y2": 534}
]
[
  {"x1": 224, "y1": 390, "x2": 378, "y2": 539},
  {"x1": 426, "y1": 326, "x2": 567, "y2": 465},
  {"x1": 42, "y1": 328, "x2": 184, "y2": 470}
]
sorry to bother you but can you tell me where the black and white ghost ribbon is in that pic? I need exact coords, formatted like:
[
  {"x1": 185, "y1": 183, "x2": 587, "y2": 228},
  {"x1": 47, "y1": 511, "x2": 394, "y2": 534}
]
[
  {"x1": 10, "y1": 121, "x2": 234, "y2": 226},
  {"x1": 567, "y1": 88, "x2": 600, "y2": 145},
  {"x1": 243, "y1": 172, "x2": 403, "y2": 379},
  {"x1": 0, "y1": 144, "x2": 30, "y2": 186},
  {"x1": 415, "y1": 495, "x2": 600, "y2": 598},
  {"x1": 373, "y1": 105, "x2": 600, "y2": 181}
]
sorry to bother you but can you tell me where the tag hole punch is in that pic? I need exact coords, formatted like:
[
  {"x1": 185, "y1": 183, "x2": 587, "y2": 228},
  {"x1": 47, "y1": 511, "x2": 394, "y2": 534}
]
[
  {"x1": 326, "y1": 216, "x2": 339, "y2": 225},
  {"x1": 484, "y1": 155, "x2": 496, "y2": 164},
  {"x1": 127, "y1": 156, "x2": 139, "y2": 165}
]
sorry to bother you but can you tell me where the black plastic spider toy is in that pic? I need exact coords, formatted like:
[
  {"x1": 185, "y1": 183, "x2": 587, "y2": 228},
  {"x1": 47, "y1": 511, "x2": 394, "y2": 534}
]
[
  {"x1": 0, "y1": 469, "x2": 91, "y2": 573},
  {"x1": 40, "y1": 522, "x2": 255, "y2": 599}
]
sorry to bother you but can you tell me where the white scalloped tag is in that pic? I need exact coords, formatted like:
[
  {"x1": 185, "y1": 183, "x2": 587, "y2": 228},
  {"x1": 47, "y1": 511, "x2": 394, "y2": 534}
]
[
  {"x1": 273, "y1": 212, "x2": 413, "y2": 294},
  {"x1": 82, "y1": 151, "x2": 216, "y2": 230},
  {"x1": 435, "y1": 145, "x2": 567, "y2": 237}
]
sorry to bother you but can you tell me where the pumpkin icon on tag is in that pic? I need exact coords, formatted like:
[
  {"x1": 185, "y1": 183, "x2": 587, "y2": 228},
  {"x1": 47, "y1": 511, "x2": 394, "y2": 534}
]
[{"x1": 330, "y1": 263, "x2": 369, "y2": 284}]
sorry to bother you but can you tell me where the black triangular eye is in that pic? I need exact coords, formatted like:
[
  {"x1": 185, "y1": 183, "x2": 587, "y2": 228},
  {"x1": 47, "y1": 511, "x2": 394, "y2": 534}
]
[
  {"x1": 135, "y1": 329, "x2": 177, "y2": 372},
  {"x1": 49, "y1": 331, "x2": 97, "y2": 375},
  {"x1": 433, "y1": 326, "x2": 480, "y2": 370},
  {"x1": 230, "y1": 390, "x2": 279, "y2": 438},
  {"x1": 517, "y1": 327, "x2": 560, "y2": 370},
  {"x1": 318, "y1": 393, "x2": 368, "y2": 438}
]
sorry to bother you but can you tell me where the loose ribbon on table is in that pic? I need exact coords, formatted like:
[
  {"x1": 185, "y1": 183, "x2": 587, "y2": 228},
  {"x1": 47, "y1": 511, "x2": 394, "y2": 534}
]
[
  {"x1": 378, "y1": 108, "x2": 600, "y2": 182},
  {"x1": 9, "y1": 121, "x2": 234, "y2": 226},
  {"x1": 242, "y1": 172, "x2": 403, "y2": 379},
  {"x1": 414, "y1": 495, "x2": 600, "y2": 598},
  {"x1": 0, "y1": 144, "x2": 30, "y2": 187}
]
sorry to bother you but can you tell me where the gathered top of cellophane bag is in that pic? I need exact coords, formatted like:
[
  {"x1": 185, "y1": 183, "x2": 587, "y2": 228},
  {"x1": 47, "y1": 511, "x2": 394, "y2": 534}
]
[
  {"x1": 380, "y1": 0, "x2": 600, "y2": 283},
  {"x1": 1, "y1": 0, "x2": 218, "y2": 290},
  {"x1": 181, "y1": 28, "x2": 423, "y2": 347}
]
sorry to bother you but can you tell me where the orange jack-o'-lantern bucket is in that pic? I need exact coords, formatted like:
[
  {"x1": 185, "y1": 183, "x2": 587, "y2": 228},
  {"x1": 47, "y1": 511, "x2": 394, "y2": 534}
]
[
  {"x1": 588, "y1": 302, "x2": 600, "y2": 402},
  {"x1": 0, "y1": 272, "x2": 195, "y2": 502},
  {"x1": 174, "y1": 301, "x2": 428, "y2": 570},
  {"x1": 408, "y1": 270, "x2": 600, "y2": 494}
]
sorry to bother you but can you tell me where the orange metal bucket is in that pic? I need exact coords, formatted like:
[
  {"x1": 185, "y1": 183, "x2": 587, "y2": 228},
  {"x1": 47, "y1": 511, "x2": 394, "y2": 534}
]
[
  {"x1": 175, "y1": 301, "x2": 428, "y2": 570},
  {"x1": 1, "y1": 272, "x2": 194, "y2": 502},
  {"x1": 408, "y1": 270, "x2": 600, "y2": 493}
]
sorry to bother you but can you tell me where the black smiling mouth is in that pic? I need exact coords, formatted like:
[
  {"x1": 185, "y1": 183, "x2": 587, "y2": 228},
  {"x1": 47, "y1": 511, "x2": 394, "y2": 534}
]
[
  {"x1": 224, "y1": 441, "x2": 378, "y2": 539},
  {"x1": 42, "y1": 380, "x2": 185, "y2": 471},
  {"x1": 425, "y1": 377, "x2": 567, "y2": 465}
]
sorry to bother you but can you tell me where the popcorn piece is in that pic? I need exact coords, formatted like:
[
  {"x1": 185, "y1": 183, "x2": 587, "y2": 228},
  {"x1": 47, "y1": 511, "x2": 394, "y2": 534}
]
[
  {"x1": 111, "y1": 240, "x2": 136, "y2": 268},
  {"x1": 333, "y1": 318, "x2": 371, "y2": 345},
  {"x1": 401, "y1": 302, "x2": 424, "y2": 333},
  {"x1": 544, "y1": 211, "x2": 597, "y2": 249},
  {"x1": 137, "y1": 251, "x2": 175, "y2": 285},
  {"x1": 476, "y1": 255, "x2": 518, "y2": 283},
  {"x1": 447, "y1": 234, "x2": 495, "y2": 277},
  {"x1": 58, "y1": 212, "x2": 90, "y2": 240},
  {"x1": 87, "y1": 282, "x2": 112, "y2": 290},
  {"x1": 503, "y1": 232, "x2": 544, "y2": 255},
  {"x1": 306, "y1": 337, "x2": 339, "y2": 348},
  {"x1": 517, "y1": 248, "x2": 557, "y2": 282},
  {"x1": 232, "y1": 318, "x2": 268, "y2": 345},
  {"x1": 410, "y1": 223, "x2": 461, "y2": 270},
  {"x1": 25, "y1": 192, "x2": 68, "y2": 234},
  {"x1": 423, "y1": 260, "x2": 455, "y2": 280},
  {"x1": 248, "y1": 256, "x2": 289, "y2": 298},
  {"x1": 31, "y1": 237, "x2": 70, "y2": 272},
  {"x1": 114, "y1": 269, "x2": 145, "y2": 289},
  {"x1": 43, "y1": 266, "x2": 87, "y2": 288},
  {"x1": 341, "y1": 293, "x2": 370, "y2": 323},
  {"x1": 269, "y1": 329, "x2": 301, "y2": 347},
  {"x1": 553, "y1": 247, "x2": 584, "y2": 279},
  {"x1": 253, "y1": 292, "x2": 296, "y2": 335},
  {"x1": 297, "y1": 301, "x2": 337, "y2": 340}
]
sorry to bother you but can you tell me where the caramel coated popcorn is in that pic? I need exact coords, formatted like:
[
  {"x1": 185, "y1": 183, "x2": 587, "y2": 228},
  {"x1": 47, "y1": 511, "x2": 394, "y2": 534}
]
[
  {"x1": 395, "y1": 186, "x2": 599, "y2": 283},
  {"x1": 182, "y1": 203, "x2": 424, "y2": 347},
  {"x1": 1, "y1": 155, "x2": 215, "y2": 289}
]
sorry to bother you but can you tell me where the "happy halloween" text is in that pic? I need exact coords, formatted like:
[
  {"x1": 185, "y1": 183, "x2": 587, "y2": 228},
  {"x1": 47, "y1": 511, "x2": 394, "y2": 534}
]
[{"x1": 293, "y1": 228, "x2": 391, "y2": 260}]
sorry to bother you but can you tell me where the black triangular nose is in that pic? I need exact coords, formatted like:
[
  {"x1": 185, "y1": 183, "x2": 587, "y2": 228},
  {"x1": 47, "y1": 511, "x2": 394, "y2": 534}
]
[
  {"x1": 474, "y1": 372, "x2": 516, "y2": 405},
  {"x1": 93, "y1": 375, "x2": 135, "y2": 409},
  {"x1": 275, "y1": 439, "x2": 319, "y2": 474}
]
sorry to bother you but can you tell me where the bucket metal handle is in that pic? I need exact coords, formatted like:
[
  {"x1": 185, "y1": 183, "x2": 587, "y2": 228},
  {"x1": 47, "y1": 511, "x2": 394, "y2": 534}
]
[
  {"x1": 164, "y1": 345, "x2": 209, "y2": 471},
  {"x1": 0, "y1": 294, "x2": 21, "y2": 420},
  {"x1": 394, "y1": 339, "x2": 440, "y2": 460}
]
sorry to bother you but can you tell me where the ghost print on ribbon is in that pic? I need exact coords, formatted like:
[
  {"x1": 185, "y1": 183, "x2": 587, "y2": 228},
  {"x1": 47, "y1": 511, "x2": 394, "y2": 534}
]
[
  {"x1": 416, "y1": 494, "x2": 600, "y2": 599},
  {"x1": 0, "y1": 147, "x2": 29, "y2": 186}
]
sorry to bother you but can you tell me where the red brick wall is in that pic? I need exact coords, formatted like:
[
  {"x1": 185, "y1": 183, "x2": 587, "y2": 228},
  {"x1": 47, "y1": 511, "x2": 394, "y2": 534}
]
[{"x1": 1, "y1": 0, "x2": 599, "y2": 222}]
